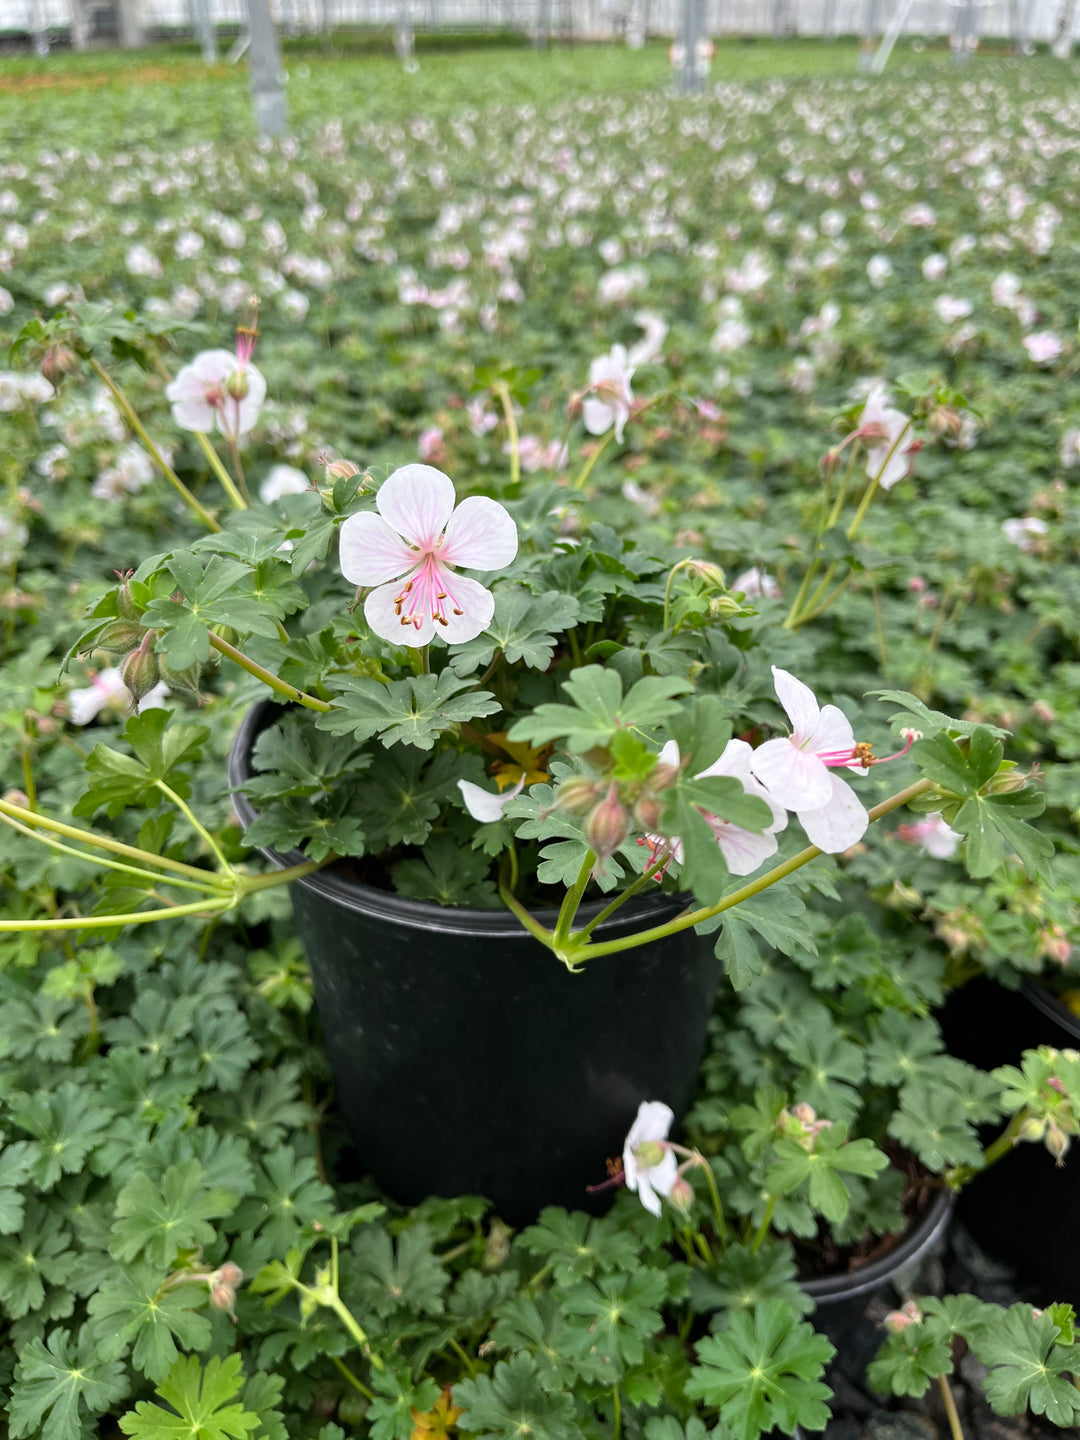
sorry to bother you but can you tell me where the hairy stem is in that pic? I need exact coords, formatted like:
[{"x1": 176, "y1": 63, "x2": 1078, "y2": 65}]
[
  {"x1": 208, "y1": 632, "x2": 334, "y2": 712},
  {"x1": 194, "y1": 431, "x2": 248, "y2": 510}
]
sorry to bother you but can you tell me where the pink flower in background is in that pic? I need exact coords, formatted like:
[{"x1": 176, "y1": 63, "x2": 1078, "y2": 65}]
[
  {"x1": 733, "y1": 567, "x2": 781, "y2": 600},
  {"x1": 418, "y1": 426, "x2": 446, "y2": 465},
  {"x1": 1023, "y1": 331, "x2": 1063, "y2": 365},
  {"x1": 750, "y1": 666, "x2": 870, "y2": 853},
  {"x1": 466, "y1": 397, "x2": 498, "y2": 438},
  {"x1": 338, "y1": 464, "x2": 517, "y2": 646}
]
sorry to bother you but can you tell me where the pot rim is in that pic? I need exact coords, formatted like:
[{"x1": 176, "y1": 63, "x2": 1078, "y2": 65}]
[
  {"x1": 1020, "y1": 977, "x2": 1080, "y2": 1040},
  {"x1": 227, "y1": 698, "x2": 690, "y2": 938},
  {"x1": 801, "y1": 1188, "x2": 954, "y2": 1306}
]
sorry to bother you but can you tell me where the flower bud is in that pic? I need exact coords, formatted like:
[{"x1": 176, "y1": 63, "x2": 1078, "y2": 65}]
[
  {"x1": 988, "y1": 770, "x2": 1027, "y2": 794},
  {"x1": 120, "y1": 636, "x2": 161, "y2": 706},
  {"x1": 649, "y1": 762, "x2": 681, "y2": 792},
  {"x1": 94, "y1": 620, "x2": 145, "y2": 655},
  {"x1": 633, "y1": 795, "x2": 664, "y2": 831},
  {"x1": 1046, "y1": 1122, "x2": 1071, "y2": 1164},
  {"x1": 585, "y1": 783, "x2": 630, "y2": 861},
  {"x1": 555, "y1": 776, "x2": 601, "y2": 815},
  {"x1": 116, "y1": 575, "x2": 143, "y2": 623},
  {"x1": 1018, "y1": 1115, "x2": 1047, "y2": 1144},
  {"x1": 41, "y1": 344, "x2": 78, "y2": 385},
  {"x1": 668, "y1": 1174, "x2": 695, "y2": 1215},
  {"x1": 210, "y1": 1283, "x2": 236, "y2": 1312},
  {"x1": 884, "y1": 1300, "x2": 922, "y2": 1332},
  {"x1": 325, "y1": 457, "x2": 362, "y2": 480},
  {"x1": 216, "y1": 1262, "x2": 244, "y2": 1287},
  {"x1": 225, "y1": 368, "x2": 250, "y2": 401}
]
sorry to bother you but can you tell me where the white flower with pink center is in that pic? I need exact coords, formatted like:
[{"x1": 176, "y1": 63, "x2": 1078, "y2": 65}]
[
  {"x1": 338, "y1": 464, "x2": 518, "y2": 647},
  {"x1": 165, "y1": 344, "x2": 266, "y2": 440},
  {"x1": 860, "y1": 385, "x2": 913, "y2": 491},
  {"x1": 623, "y1": 1100, "x2": 678, "y2": 1218},
  {"x1": 749, "y1": 666, "x2": 870, "y2": 853},
  {"x1": 648, "y1": 739, "x2": 787, "y2": 877},
  {"x1": 897, "y1": 813, "x2": 961, "y2": 859},
  {"x1": 583, "y1": 345, "x2": 635, "y2": 444}
]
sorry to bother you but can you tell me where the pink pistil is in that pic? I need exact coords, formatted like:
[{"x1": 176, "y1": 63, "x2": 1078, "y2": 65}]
[
  {"x1": 817, "y1": 732, "x2": 916, "y2": 770},
  {"x1": 393, "y1": 552, "x2": 467, "y2": 632}
]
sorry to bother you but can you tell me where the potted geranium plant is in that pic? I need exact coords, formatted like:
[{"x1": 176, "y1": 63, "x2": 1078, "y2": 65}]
[{"x1": 4, "y1": 305, "x2": 1080, "y2": 1440}]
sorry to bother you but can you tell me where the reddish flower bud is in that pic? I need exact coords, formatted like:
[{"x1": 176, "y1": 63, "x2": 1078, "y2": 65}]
[
  {"x1": 668, "y1": 1174, "x2": 695, "y2": 1214},
  {"x1": 210, "y1": 1283, "x2": 236, "y2": 1311},
  {"x1": 120, "y1": 635, "x2": 161, "y2": 706},
  {"x1": 633, "y1": 795, "x2": 664, "y2": 832},
  {"x1": 585, "y1": 782, "x2": 630, "y2": 861},
  {"x1": 555, "y1": 776, "x2": 601, "y2": 815},
  {"x1": 216, "y1": 1262, "x2": 244, "y2": 1287}
]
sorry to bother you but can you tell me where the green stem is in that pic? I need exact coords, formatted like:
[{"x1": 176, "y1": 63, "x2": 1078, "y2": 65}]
[
  {"x1": 575, "y1": 857, "x2": 668, "y2": 940},
  {"x1": 561, "y1": 778, "x2": 934, "y2": 962},
  {"x1": 695, "y1": 1154, "x2": 729, "y2": 1247},
  {"x1": 195, "y1": 431, "x2": 248, "y2": 510},
  {"x1": 663, "y1": 558, "x2": 696, "y2": 632},
  {"x1": 237, "y1": 860, "x2": 327, "y2": 893},
  {"x1": 553, "y1": 851, "x2": 596, "y2": 947},
  {"x1": 871, "y1": 584, "x2": 888, "y2": 670},
  {"x1": 573, "y1": 431, "x2": 615, "y2": 492},
  {"x1": 947, "y1": 1110, "x2": 1028, "y2": 1187},
  {"x1": 227, "y1": 438, "x2": 251, "y2": 505},
  {"x1": 0, "y1": 808, "x2": 227, "y2": 895},
  {"x1": 447, "y1": 1337, "x2": 477, "y2": 1379},
  {"x1": 750, "y1": 1196, "x2": 777, "y2": 1253},
  {"x1": 329, "y1": 1355, "x2": 374, "y2": 1402},
  {"x1": 324, "y1": 1293, "x2": 383, "y2": 1369},
  {"x1": 824, "y1": 440, "x2": 859, "y2": 529},
  {"x1": 20, "y1": 734, "x2": 36, "y2": 810},
  {"x1": 612, "y1": 1385, "x2": 622, "y2": 1440},
  {"x1": 0, "y1": 894, "x2": 235, "y2": 931},
  {"x1": 155, "y1": 779, "x2": 231, "y2": 872},
  {"x1": 88, "y1": 359, "x2": 221, "y2": 532},
  {"x1": 793, "y1": 569, "x2": 854, "y2": 628},
  {"x1": 497, "y1": 879, "x2": 556, "y2": 948},
  {"x1": 0, "y1": 798, "x2": 230, "y2": 882},
  {"x1": 938, "y1": 1373, "x2": 966, "y2": 1440},
  {"x1": 495, "y1": 381, "x2": 520, "y2": 490},
  {"x1": 208, "y1": 633, "x2": 334, "y2": 712},
  {"x1": 845, "y1": 421, "x2": 912, "y2": 543}
]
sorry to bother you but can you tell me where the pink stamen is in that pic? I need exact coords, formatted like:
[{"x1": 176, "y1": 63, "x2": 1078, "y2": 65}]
[{"x1": 393, "y1": 553, "x2": 468, "y2": 630}]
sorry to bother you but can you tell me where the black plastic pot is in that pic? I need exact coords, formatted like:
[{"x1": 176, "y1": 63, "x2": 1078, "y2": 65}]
[
  {"x1": 940, "y1": 975, "x2": 1080, "y2": 1305},
  {"x1": 803, "y1": 1190, "x2": 954, "y2": 1392},
  {"x1": 229, "y1": 701, "x2": 721, "y2": 1224}
]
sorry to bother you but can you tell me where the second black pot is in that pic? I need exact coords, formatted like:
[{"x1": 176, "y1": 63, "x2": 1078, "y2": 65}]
[{"x1": 229, "y1": 701, "x2": 722, "y2": 1224}]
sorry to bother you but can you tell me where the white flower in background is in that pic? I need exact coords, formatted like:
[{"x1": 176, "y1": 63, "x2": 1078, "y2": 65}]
[
  {"x1": 1002, "y1": 516, "x2": 1047, "y2": 551},
  {"x1": 897, "y1": 813, "x2": 961, "y2": 859},
  {"x1": 338, "y1": 464, "x2": 518, "y2": 646},
  {"x1": 583, "y1": 345, "x2": 635, "y2": 444},
  {"x1": 991, "y1": 272, "x2": 1022, "y2": 308},
  {"x1": 165, "y1": 346, "x2": 266, "y2": 440},
  {"x1": 126, "y1": 244, "x2": 162, "y2": 278},
  {"x1": 170, "y1": 285, "x2": 202, "y2": 319},
  {"x1": 922, "y1": 254, "x2": 948, "y2": 281},
  {"x1": 35, "y1": 443, "x2": 69, "y2": 481},
  {"x1": 750, "y1": 666, "x2": 870, "y2": 853},
  {"x1": 1023, "y1": 331, "x2": 1063, "y2": 365},
  {"x1": 902, "y1": 203, "x2": 937, "y2": 228},
  {"x1": 457, "y1": 776, "x2": 525, "y2": 822},
  {"x1": 1060, "y1": 429, "x2": 1080, "y2": 468},
  {"x1": 174, "y1": 230, "x2": 204, "y2": 259},
  {"x1": 623, "y1": 1101, "x2": 678, "y2": 1218},
  {"x1": 733, "y1": 566, "x2": 781, "y2": 600},
  {"x1": 711, "y1": 317, "x2": 753, "y2": 353},
  {"x1": 0, "y1": 511, "x2": 28, "y2": 564},
  {"x1": 514, "y1": 435, "x2": 569, "y2": 473},
  {"x1": 279, "y1": 289, "x2": 310, "y2": 322},
  {"x1": 622, "y1": 479, "x2": 661, "y2": 516},
  {"x1": 597, "y1": 264, "x2": 647, "y2": 304},
  {"x1": 860, "y1": 385, "x2": 913, "y2": 490},
  {"x1": 0, "y1": 286, "x2": 13, "y2": 316},
  {"x1": 0, "y1": 370, "x2": 54, "y2": 411},
  {"x1": 91, "y1": 443, "x2": 154, "y2": 501},
  {"x1": 654, "y1": 738, "x2": 788, "y2": 877},
  {"x1": 627, "y1": 310, "x2": 668, "y2": 367},
  {"x1": 68, "y1": 668, "x2": 169, "y2": 726},
  {"x1": 260, "y1": 464, "x2": 308, "y2": 504},
  {"x1": 820, "y1": 208, "x2": 846, "y2": 238},
  {"x1": 934, "y1": 295, "x2": 973, "y2": 324}
]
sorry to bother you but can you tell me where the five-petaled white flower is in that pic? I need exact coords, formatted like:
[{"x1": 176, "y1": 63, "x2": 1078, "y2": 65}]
[
  {"x1": 623, "y1": 1100, "x2": 678, "y2": 1218},
  {"x1": 651, "y1": 739, "x2": 788, "y2": 877},
  {"x1": 583, "y1": 345, "x2": 635, "y2": 444},
  {"x1": 749, "y1": 666, "x2": 870, "y2": 854},
  {"x1": 338, "y1": 464, "x2": 518, "y2": 647},
  {"x1": 860, "y1": 385, "x2": 913, "y2": 491},
  {"x1": 165, "y1": 347, "x2": 267, "y2": 440}
]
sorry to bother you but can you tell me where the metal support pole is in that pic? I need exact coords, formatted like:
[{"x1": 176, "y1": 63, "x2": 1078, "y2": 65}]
[
  {"x1": 676, "y1": 0, "x2": 706, "y2": 93},
  {"x1": 115, "y1": 0, "x2": 145, "y2": 48},
  {"x1": 248, "y1": 0, "x2": 287, "y2": 138},
  {"x1": 394, "y1": 0, "x2": 416, "y2": 68},
  {"x1": 69, "y1": 0, "x2": 92, "y2": 48},
  {"x1": 1052, "y1": 0, "x2": 1077, "y2": 57},
  {"x1": 535, "y1": 0, "x2": 552, "y2": 47},
  {"x1": 952, "y1": 0, "x2": 979, "y2": 63},
  {"x1": 857, "y1": 0, "x2": 881, "y2": 72},
  {"x1": 191, "y1": 0, "x2": 217, "y2": 61}
]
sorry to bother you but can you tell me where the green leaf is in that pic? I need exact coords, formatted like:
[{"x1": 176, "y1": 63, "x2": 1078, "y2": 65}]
[
  {"x1": 561, "y1": 1268, "x2": 669, "y2": 1370},
  {"x1": 517, "y1": 1208, "x2": 640, "y2": 1285},
  {"x1": 119, "y1": 1353, "x2": 260, "y2": 1440},
  {"x1": 87, "y1": 1262, "x2": 213, "y2": 1381},
  {"x1": 887, "y1": 1081, "x2": 985, "y2": 1172},
  {"x1": 346, "y1": 1222, "x2": 448, "y2": 1319},
  {"x1": 454, "y1": 1355, "x2": 579, "y2": 1440},
  {"x1": 969, "y1": 1304, "x2": 1080, "y2": 1425},
  {"x1": 766, "y1": 1128, "x2": 888, "y2": 1225},
  {"x1": 448, "y1": 588, "x2": 580, "y2": 675},
  {"x1": 686, "y1": 1300, "x2": 834, "y2": 1440},
  {"x1": 9, "y1": 1081, "x2": 111, "y2": 1188},
  {"x1": 867, "y1": 690, "x2": 1009, "y2": 741},
  {"x1": 508, "y1": 665, "x2": 692, "y2": 751},
  {"x1": 392, "y1": 835, "x2": 499, "y2": 907},
  {"x1": 0, "y1": 1136, "x2": 35, "y2": 1233},
  {"x1": 10, "y1": 1327, "x2": 129, "y2": 1440},
  {"x1": 490, "y1": 1294, "x2": 612, "y2": 1391},
  {"x1": 687, "y1": 1241, "x2": 812, "y2": 1319},
  {"x1": 111, "y1": 1160, "x2": 239, "y2": 1268},
  {"x1": 75, "y1": 709, "x2": 210, "y2": 818},
  {"x1": 317, "y1": 670, "x2": 501, "y2": 750},
  {"x1": 867, "y1": 1318, "x2": 955, "y2": 1398},
  {"x1": 366, "y1": 1367, "x2": 441, "y2": 1440}
]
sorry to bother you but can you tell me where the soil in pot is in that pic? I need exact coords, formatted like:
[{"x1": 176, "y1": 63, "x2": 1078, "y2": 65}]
[
  {"x1": 229, "y1": 699, "x2": 722, "y2": 1225},
  {"x1": 939, "y1": 974, "x2": 1080, "y2": 1306}
]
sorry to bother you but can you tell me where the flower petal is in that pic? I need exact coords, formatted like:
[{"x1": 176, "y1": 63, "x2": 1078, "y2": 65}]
[
  {"x1": 375, "y1": 464, "x2": 456, "y2": 548},
  {"x1": 750, "y1": 736, "x2": 832, "y2": 812},
  {"x1": 710, "y1": 820, "x2": 781, "y2": 876},
  {"x1": 364, "y1": 575, "x2": 436, "y2": 647},
  {"x1": 771, "y1": 666, "x2": 820, "y2": 739},
  {"x1": 582, "y1": 396, "x2": 614, "y2": 437},
  {"x1": 457, "y1": 777, "x2": 523, "y2": 823},
  {"x1": 797, "y1": 772, "x2": 869, "y2": 853},
  {"x1": 440, "y1": 495, "x2": 519, "y2": 571},
  {"x1": 658, "y1": 739, "x2": 680, "y2": 767},
  {"x1": 339, "y1": 511, "x2": 417, "y2": 586},
  {"x1": 433, "y1": 570, "x2": 496, "y2": 646},
  {"x1": 810, "y1": 703, "x2": 857, "y2": 760},
  {"x1": 625, "y1": 1099, "x2": 674, "y2": 1151}
]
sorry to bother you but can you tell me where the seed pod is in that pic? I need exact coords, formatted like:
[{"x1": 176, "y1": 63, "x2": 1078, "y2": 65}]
[
  {"x1": 94, "y1": 620, "x2": 145, "y2": 655},
  {"x1": 585, "y1": 783, "x2": 630, "y2": 861},
  {"x1": 116, "y1": 577, "x2": 144, "y2": 623},
  {"x1": 555, "y1": 776, "x2": 600, "y2": 815},
  {"x1": 633, "y1": 795, "x2": 663, "y2": 832},
  {"x1": 158, "y1": 658, "x2": 203, "y2": 702},
  {"x1": 225, "y1": 368, "x2": 250, "y2": 400},
  {"x1": 120, "y1": 637, "x2": 161, "y2": 706}
]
